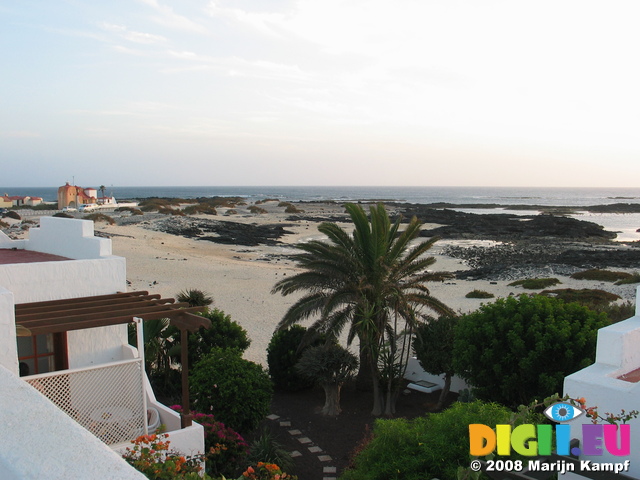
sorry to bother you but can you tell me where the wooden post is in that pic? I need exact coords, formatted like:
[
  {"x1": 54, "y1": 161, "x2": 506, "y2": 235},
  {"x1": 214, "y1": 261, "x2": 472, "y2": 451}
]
[{"x1": 180, "y1": 328, "x2": 192, "y2": 428}]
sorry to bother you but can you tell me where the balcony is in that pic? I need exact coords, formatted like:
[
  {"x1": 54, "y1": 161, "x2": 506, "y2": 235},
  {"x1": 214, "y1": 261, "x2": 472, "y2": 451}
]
[{"x1": 24, "y1": 358, "x2": 148, "y2": 446}]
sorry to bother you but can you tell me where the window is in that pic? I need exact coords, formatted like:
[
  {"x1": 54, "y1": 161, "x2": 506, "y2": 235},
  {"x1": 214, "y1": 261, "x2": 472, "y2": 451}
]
[{"x1": 17, "y1": 333, "x2": 68, "y2": 376}]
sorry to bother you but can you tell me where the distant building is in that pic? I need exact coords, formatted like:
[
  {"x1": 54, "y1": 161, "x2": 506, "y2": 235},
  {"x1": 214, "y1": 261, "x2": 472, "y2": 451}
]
[
  {"x1": 57, "y1": 183, "x2": 97, "y2": 209},
  {"x1": 0, "y1": 195, "x2": 12, "y2": 209}
]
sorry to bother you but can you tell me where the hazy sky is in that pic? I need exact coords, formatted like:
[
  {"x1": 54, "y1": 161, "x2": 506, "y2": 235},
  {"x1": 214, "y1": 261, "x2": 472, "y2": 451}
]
[{"x1": 2, "y1": 1, "x2": 640, "y2": 187}]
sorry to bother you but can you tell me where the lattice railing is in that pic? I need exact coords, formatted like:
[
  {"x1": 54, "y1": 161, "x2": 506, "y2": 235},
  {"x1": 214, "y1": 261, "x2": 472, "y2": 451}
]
[{"x1": 25, "y1": 359, "x2": 147, "y2": 445}]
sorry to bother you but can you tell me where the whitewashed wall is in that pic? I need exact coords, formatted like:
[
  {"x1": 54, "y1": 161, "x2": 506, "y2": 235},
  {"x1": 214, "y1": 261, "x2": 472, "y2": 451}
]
[
  {"x1": 27, "y1": 216, "x2": 112, "y2": 259},
  {"x1": 0, "y1": 217, "x2": 128, "y2": 369},
  {"x1": 563, "y1": 287, "x2": 640, "y2": 479},
  {"x1": 0, "y1": 288, "x2": 18, "y2": 375},
  {"x1": 0, "y1": 365, "x2": 146, "y2": 480}
]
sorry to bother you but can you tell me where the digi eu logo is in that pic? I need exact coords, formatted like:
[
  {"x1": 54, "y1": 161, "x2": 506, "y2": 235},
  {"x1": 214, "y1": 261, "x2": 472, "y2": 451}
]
[{"x1": 470, "y1": 402, "x2": 631, "y2": 457}]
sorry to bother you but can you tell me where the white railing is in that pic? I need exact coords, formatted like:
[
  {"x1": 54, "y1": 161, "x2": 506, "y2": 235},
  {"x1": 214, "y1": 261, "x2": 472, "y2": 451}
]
[{"x1": 25, "y1": 358, "x2": 147, "y2": 446}]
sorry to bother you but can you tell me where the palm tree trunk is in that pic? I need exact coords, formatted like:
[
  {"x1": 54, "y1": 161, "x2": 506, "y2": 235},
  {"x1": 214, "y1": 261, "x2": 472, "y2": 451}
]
[
  {"x1": 356, "y1": 347, "x2": 373, "y2": 391},
  {"x1": 370, "y1": 356, "x2": 384, "y2": 416}
]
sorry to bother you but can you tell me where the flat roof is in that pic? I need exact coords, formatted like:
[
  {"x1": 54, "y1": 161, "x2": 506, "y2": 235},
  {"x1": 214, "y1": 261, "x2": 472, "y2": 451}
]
[{"x1": 0, "y1": 248, "x2": 71, "y2": 265}]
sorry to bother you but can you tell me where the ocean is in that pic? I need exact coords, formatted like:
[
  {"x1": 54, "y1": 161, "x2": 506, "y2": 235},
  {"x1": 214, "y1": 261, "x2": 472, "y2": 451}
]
[
  {"x1": 4, "y1": 185, "x2": 640, "y2": 241},
  {"x1": 4, "y1": 185, "x2": 640, "y2": 207}
]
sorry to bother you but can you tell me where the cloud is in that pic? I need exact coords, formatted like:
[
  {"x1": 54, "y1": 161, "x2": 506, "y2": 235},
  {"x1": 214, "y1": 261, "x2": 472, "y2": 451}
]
[
  {"x1": 99, "y1": 22, "x2": 167, "y2": 44},
  {"x1": 138, "y1": 0, "x2": 208, "y2": 34}
]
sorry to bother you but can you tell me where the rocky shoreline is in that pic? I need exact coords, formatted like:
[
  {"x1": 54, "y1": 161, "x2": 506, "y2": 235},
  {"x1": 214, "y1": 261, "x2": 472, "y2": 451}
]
[{"x1": 136, "y1": 203, "x2": 640, "y2": 282}]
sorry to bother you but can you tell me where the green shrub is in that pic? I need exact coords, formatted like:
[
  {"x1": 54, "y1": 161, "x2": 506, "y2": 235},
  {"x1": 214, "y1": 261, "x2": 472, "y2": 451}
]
[
  {"x1": 592, "y1": 301, "x2": 636, "y2": 324},
  {"x1": 616, "y1": 272, "x2": 640, "y2": 285},
  {"x1": 295, "y1": 343, "x2": 358, "y2": 415},
  {"x1": 158, "y1": 206, "x2": 185, "y2": 216},
  {"x1": 248, "y1": 205, "x2": 267, "y2": 214},
  {"x1": 183, "y1": 203, "x2": 217, "y2": 215},
  {"x1": 83, "y1": 213, "x2": 115, "y2": 224},
  {"x1": 453, "y1": 294, "x2": 609, "y2": 409},
  {"x1": 184, "y1": 309, "x2": 251, "y2": 367},
  {"x1": 465, "y1": 289, "x2": 494, "y2": 299},
  {"x1": 5, "y1": 211, "x2": 21, "y2": 220},
  {"x1": 540, "y1": 288, "x2": 621, "y2": 306},
  {"x1": 508, "y1": 277, "x2": 561, "y2": 289},
  {"x1": 414, "y1": 316, "x2": 457, "y2": 410},
  {"x1": 278, "y1": 202, "x2": 304, "y2": 213},
  {"x1": 341, "y1": 401, "x2": 513, "y2": 480},
  {"x1": 247, "y1": 428, "x2": 294, "y2": 473},
  {"x1": 171, "y1": 406, "x2": 249, "y2": 478},
  {"x1": 571, "y1": 268, "x2": 632, "y2": 282},
  {"x1": 190, "y1": 348, "x2": 272, "y2": 434},
  {"x1": 115, "y1": 206, "x2": 143, "y2": 215},
  {"x1": 267, "y1": 325, "x2": 318, "y2": 391}
]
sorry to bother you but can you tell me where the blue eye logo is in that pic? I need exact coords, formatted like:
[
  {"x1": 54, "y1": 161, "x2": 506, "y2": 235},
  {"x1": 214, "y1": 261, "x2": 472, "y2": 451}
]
[{"x1": 543, "y1": 402, "x2": 585, "y2": 423}]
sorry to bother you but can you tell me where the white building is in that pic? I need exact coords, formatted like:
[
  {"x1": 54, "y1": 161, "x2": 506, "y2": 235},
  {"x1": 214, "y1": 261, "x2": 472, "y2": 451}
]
[
  {"x1": 563, "y1": 288, "x2": 640, "y2": 479},
  {"x1": 0, "y1": 217, "x2": 208, "y2": 479}
]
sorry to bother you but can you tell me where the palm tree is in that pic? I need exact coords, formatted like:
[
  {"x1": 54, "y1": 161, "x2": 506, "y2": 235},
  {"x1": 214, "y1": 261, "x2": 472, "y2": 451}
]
[
  {"x1": 272, "y1": 203, "x2": 453, "y2": 415},
  {"x1": 99, "y1": 185, "x2": 106, "y2": 204}
]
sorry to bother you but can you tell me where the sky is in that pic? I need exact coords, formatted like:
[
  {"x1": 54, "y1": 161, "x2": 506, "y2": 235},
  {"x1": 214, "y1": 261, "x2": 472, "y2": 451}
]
[{"x1": 2, "y1": 0, "x2": 640, "y2": 188}]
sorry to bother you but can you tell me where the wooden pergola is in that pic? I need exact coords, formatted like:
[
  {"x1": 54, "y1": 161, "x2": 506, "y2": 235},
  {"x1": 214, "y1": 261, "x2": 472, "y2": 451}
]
[{"x1": 15, "y1": 290, "x2": 210, "y2": 427}]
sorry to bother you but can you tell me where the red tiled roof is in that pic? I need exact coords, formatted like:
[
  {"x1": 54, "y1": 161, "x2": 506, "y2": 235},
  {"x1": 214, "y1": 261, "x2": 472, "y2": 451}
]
[{"x1": 0, "y1": 249, "x2": 71, "y2": 265}]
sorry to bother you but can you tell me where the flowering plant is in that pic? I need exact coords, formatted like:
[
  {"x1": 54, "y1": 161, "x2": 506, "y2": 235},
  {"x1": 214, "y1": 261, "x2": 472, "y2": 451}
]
[
  {"x1": 122, "y1": 432, "x2": 204, "y2": 480},
  {"x1": 170, "y1": 405, "x2": 249, "y2": 477},
  {"x1": 240, "y1": 462, "x2": 298, "y2": 480},
  {"x1": 571, "y1": 396, "x2": 639, "y2": 425}
]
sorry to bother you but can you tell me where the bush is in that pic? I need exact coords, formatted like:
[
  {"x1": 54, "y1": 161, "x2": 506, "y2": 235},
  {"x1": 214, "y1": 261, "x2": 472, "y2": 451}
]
[
  {"x1": 571, "y1": 268, "x2": 632, "y2": 282},
  {"x1": 616, "y1": 272, "x2": 640, "y2": 285},
  {"x1": 159, "y1": 206, "x2": 185, "y2": 216},
  {"x1": 5, "y1": 211, "x2": 21, "y2": 220},
  {"x1": 184, "y1": 204, "x2": 217, "y2": 215},
  {"x1": 540, "y1": 288, "x2": 621, "y2": 306},
  {"x1": 190, "y1": 348, "x2": 273, "y2": 434},
  {"x1": 267, "y1": 326, "x2": 319, "y2": 392},
  {"x1": 413, "y1": 316, "x2": 457, "y2": 410},
  {"x1": 83, "y1": 213, "x2": 115, "y2": 224},
  {"x1": 248, "y1": 206, "x2": 267, "y2": 214},
  {"x1": 184, "y1": 309, "x2": 251, "y2": 368},
  {"x1": 453, "y1": 294, "x2": 609, "y2": 408},
  {"x1": 592, "y1": 300, "x2": 636, "y2": 323},
  {"x1": 116, "y1": 206, "x2": 144, "y2": 215},
  {"x1": 247, "y1": 429, "x2": 295, "y2": 473},
  {"x1": 507, "y1": 277, "x2": 561, "y2": 289},
  {"x1": 465, "y1": 289, "x2": 494, "y2": 299},
  {"x1": 171, "y1": 407, "x2": 249, "y2": 478},
  {"x1": 341, "y1": 401, "x2": 513, "y2": 480},
  {"x1": 122, "y1": 432, "x2": 204, "y2": 479},
  {"x1": 295, "y1": 343, "x2": 358, "y2": 415}
]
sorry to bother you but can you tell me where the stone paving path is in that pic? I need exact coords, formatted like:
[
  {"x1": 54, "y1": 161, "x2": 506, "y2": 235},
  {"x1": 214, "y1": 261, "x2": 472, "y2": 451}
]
[{"x1": 266, "y1": 413, "x2": 337, "y2": 480}]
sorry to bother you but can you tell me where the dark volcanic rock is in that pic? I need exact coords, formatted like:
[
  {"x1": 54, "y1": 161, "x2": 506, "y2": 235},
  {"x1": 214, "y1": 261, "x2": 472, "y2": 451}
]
[
  {"x1": 392, "y1": 205, "x2": 615, "y2": 241},
  {"x1": 151, "y1": 217, "x2": 295, "y2": 246}
]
